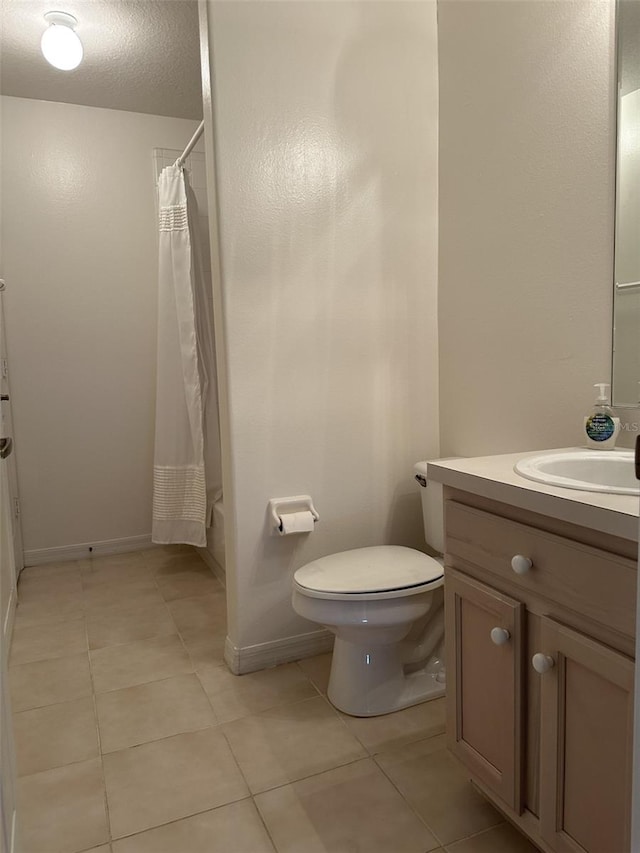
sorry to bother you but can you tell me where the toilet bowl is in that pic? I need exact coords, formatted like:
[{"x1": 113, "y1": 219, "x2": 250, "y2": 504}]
[
  {"x1": 292, "y1": 460, "x2": 447, "y2": 717},
  {"x1": 292, "y1": 544, "x2": 445, "y2": 717}
]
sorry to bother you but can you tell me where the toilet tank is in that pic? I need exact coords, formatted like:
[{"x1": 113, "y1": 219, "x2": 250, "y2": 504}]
[{"x1": 414, "y1": 460, "x2": 444, "y2": 555}]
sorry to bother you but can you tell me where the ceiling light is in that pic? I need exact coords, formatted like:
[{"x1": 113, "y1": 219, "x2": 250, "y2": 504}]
[{"x1": 41, "y1": 11, "x2": 83, "y2": 71}]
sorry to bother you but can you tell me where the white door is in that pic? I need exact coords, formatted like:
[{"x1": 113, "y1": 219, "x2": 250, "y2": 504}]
[
  {"x1": 0, "y1": 531, "x2": 18, "y2": 853},
  {"x1": 633, "y1": 436, "x2": 640, "y2": 852},
  {"x1": 0, "y1": 280, "x2": 19, "y2": 853},
  {"x1": 0, "y1": 287, "x2": 22, "y2": 578}
]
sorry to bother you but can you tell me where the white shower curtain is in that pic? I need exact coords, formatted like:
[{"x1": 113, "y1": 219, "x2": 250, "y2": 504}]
[{"x1": 152, "y1": 163, "x2": 221, "y2": 547}]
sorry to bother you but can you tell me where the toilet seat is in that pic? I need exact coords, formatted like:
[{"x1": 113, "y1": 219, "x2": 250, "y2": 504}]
[{"x1": 293, "y1": 545, "x2": 444, "y2": 601}]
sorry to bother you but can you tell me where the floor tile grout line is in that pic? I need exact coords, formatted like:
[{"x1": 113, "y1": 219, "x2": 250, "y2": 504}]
[
  {"x1": 19, "y1": 565, "x2": 82, "y2": 575},
  {"x1": 9, "y1": 623, "x2": 88, "y2": 668},
  {"x1": 84, "y1": 608, "x2": 115, "y2": 847},
  {"x1": 193, "y1": 668, "x2": 222, "y2": 725},
  {"x1": 214, "y1": 695, "x2": 262, "y2": 800},
  {"x1": 16, "y1": 594, "x2": 170, "y2": 636},
  {"x1": 250, "y1": 794, "x2": 280, "y2": 853},
  {"x1": 441, "y1": 821, "x2": 513, "y2": 851},
  {"x1": 85, "y1": 549, "x2": 220, "y2": 694},
  {"x1": 14, "y1": 590, "x2": 223, "y2": 642},
  {"x1": 16, "y1": 751, "x2": 111, "y2": 783},
  {"x1": 371, "y1": 748, "x2": 449, "y2": 848},
  {"x1": 89, "y1": 627, "x2": 191, "y2": 663},
  {"x1": 347, "y1": 721, "x2": 447, "y2": 761},
  {"x1": 185, "y1": 648, "x2": 365, "y2": 814},
  {"x1": 12, "y1": 690, "x2": 96, "y2": 730},
  {"x1": 293, "y1": 659, "x2": 327, "y2": 700},
  {"x1": 8, "y1": 652, "x2": 93, "y2": 714},
  {"x1": 84, "y1": 566, "x2": 182, "y2": 641},
  {"x1": 99, "y1": 717, "x2": 224, "y2": 758},
  {"x1": 13, "y1": 587, "x2": 83, "y2": 605},
  {"x1": 327, "y1": 697, "x2": 379, "y2": 757},
  {"x1": 172, "y1": 608, "x2": 201, "y2": 674},
  {"x1": 370, "y1": 743, "x2": 507, "y2": 851},
  {"x1": 219, "y1": 692, "x2": 348, "y2": 733},
  {"x1": 312, "y1": 684, "x2": 419, "y2": 759},
  {"x1": 87, "y1": 625, "x2": 180, "y2": 655},
  {"x1": 206, "y1": 679, "x2": 445, "y2": 768},
  {"x1": 80, "y1": 557, "x2": 186, "y2": 652},
  {"x1": 168, "y1": 585, "x2": 228, "y2": 671},
  {"x1": 254, "y1": 752, "x2": 373, "y2": 795},
  {"x1": 90, "y1": 661, "x2": 195, "y2": 697},
  {"x1": 107, "y1": 794, "x2": 253, "y2": 845},
  {"x1": 96, "y1": 668, "x2": 205, "y2": 699},
  {"x1": 103, "y1": 746, "x2": 441, "y2": 853},
  {"x1": 195, "y1": 685, "x2": 324, "y2": 726}
]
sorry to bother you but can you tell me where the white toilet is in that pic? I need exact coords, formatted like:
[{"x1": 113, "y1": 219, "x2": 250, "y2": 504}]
[{"x1": 292, "y1": 462, "x2": 445, "y2": 717}]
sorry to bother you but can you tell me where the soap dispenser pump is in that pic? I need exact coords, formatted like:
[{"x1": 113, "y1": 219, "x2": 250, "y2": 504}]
[{"x1": 584, "y1": 383, "x2": 620, "y2": 449}]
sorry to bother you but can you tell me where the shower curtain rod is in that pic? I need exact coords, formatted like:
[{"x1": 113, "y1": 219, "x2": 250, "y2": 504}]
[{"x1": 176, "y1": 119, "x2": 205, "y2": 167}]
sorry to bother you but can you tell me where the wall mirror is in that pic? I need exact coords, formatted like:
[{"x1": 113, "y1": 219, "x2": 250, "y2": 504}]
[{"x1": 612, "y1": 0, "x2": 640, "y2": 407}]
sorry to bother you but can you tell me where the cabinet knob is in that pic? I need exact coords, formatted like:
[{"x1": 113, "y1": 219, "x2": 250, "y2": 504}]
[
  {"x1": 532, "y1": 653, "x2": 555, "y2": 674},
  {"x1": 490, "y1": 627, "x2": 511, "y2": 645},
  {"x1": 511, "y1": 555, "x2": 532, "y2": 575}
]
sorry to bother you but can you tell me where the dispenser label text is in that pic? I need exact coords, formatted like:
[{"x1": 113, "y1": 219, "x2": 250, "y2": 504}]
[{"x1": 585, "y1": 414, "x2": 615, "y2": 442}]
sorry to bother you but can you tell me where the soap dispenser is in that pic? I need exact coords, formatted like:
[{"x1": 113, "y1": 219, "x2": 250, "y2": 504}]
[{"x1": 584, "y1": 383, "x2": 620, "y2": 449}]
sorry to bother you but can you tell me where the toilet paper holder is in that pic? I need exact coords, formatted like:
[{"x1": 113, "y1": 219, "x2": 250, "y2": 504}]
[{"x1": 269, "y1": 495, "x2": 320, "y2": 534}]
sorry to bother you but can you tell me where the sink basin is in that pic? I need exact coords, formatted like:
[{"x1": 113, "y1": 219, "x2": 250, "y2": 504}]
[{"x1": 514, "y1": 449, "x2": 639, "y2": 495}]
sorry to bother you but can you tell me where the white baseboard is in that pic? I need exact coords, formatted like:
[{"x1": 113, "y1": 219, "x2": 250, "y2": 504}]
[
  {"x1": 24, "y1": 534, "x2": 156, "y2": 566},
  {"x1": 196, "y1": 547, "x2": 226, "y2": 588},
  {"x1": 224, "y1": 629, "x2": 334, "y2": 675}
]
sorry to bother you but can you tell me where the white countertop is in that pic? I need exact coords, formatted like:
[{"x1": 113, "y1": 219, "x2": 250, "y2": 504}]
[{"x1": 426, "y1": 449, "x2": 640, "y2": 543}]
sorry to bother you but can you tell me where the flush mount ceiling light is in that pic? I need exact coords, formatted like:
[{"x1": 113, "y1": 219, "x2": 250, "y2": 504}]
[{"x1": 41, "y1": 11, "x2": 83, "y2": 71}]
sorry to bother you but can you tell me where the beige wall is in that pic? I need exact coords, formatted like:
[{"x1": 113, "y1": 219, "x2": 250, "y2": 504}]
[
  {"x1": 438, "y1": 0, "x2": 616, "y2": 457},
  {"x1": 202, "y1": 0, "x2": 439, "y2": 655},
  {"x1": 1, "y1": 97, "x2": 201, "y2": 557}
]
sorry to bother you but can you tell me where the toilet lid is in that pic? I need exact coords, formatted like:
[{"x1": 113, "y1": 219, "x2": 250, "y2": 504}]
[{"x1": 294, "y1": 546, "x2": 443, "y2": 595}]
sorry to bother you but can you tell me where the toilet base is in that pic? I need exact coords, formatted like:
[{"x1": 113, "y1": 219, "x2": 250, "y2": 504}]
[{"x1": 327, "y1": 636, "x2": 446, "y2": 717}]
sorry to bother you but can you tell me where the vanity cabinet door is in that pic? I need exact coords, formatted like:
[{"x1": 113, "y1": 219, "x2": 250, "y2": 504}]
[
  {"x1": 538, "y1": 618, "x2": 634, "y2": 853},
  {"x1": 445, "y1": 568, "x2": 524, "y2": 812}
]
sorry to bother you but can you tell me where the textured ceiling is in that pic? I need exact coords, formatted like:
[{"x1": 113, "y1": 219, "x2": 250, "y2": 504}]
[
  {"x1": 0, "y1": 0, "x2": 202, "y2": 119},
  {"x1": 2, "y1": 1, "x2": 637, "y2": 121}
]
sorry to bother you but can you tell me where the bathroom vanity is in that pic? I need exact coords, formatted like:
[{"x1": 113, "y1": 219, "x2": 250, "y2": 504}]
[{"x1": 427, "y1": 451, "x2": 639, "y2": 853}]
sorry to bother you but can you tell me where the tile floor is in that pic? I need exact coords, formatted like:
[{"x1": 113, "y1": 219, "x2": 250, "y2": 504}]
[{"x1": 9, "y1": 547, "x2": 539, "y2": 853}]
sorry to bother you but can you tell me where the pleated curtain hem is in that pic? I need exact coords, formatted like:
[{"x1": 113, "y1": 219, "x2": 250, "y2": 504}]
[{"x1": 151, "y1": 520, "x2": 206, "y2": 549}]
